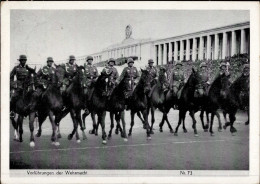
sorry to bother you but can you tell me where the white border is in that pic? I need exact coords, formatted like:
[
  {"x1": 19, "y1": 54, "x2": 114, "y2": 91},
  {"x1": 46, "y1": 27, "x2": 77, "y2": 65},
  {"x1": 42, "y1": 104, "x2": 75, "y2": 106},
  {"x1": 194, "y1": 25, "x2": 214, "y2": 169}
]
[{"x1": 1, "y1": 1, "x2": 259, "y2": 184}]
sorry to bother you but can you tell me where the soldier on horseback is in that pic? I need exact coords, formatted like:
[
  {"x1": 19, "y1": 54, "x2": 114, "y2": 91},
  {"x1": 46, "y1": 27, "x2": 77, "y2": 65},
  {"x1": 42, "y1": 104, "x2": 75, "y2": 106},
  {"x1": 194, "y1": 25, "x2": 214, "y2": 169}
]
[
  {"x1": 166, "y1": 60, "x2": 174, "y2": 81},
  {"x1": 170, "y1": 62, "x2": 185, "y2": 99},
  {"x1": 195, "y1": 62, "x2": 210, "y2": 97},
  {"x1": 101, "y1": 58, "x2": 119, "y2": 98},
  {"x1": 146, "y1": 59, "x2": 157, "y2": 87},
  {"x1": 82, "y1": 56, "x2": 99, "y2": 100},
  {"x1": 10, "y1": 55, "x2": 35, "y2": 117},
  {"x1": 116, "y1": 58, "x2": 140, "y2": 99},
  {"x1": 60, "y1": 55, "x2": 78, "y2": 94}
]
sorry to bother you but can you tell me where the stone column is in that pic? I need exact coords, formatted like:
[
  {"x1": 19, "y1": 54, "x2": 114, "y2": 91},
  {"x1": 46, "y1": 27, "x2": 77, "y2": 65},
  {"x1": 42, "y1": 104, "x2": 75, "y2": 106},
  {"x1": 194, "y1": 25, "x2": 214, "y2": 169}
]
[
  {"x1": 154, "y1": 45, "x2": 157, "y2": 64},
  {"x1": 192, "y1": 38, "x2": 197, "y2": 61},
  {"x1": 222, "y1": 32, "x2": 227, "y2": 59},
  {"x1": 180, "y1": 40, "x2": 184, "y2": 61},
  {"x1": 168, "y1": 42, "x2": 172, "y2": 61},
  {"x1": 174, "y1": 42, "x2": 178, "y2": 61},
  {"x1": 206, "y1": 35, "x2": 211, "y2": 59},
  {"x1": 199, "y1": 36, "x2": 204, "y2": 60},
  {"x1": 231, "y1": 31, "x2": 237, "y2": 56},
  {"x1": 214, "y1": 34, "x2": 219, "y2": 60},
  {"x1": 240, "y1": 29, "x2": 246, "y2": 54},
  {"x1": 186, "y1": 39, "x2": 190, "y2": 60},
  {"x1": 163, "y1": 43, "x2": 167, "y2": 64},
  {"x1": 158, "y1": 44, "x2": 162, "y2": 65}
]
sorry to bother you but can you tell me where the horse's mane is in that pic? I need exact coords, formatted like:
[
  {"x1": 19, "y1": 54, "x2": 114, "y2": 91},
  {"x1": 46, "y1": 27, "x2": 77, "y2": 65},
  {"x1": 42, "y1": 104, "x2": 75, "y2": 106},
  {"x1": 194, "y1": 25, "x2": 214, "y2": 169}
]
[
  {"x1": 135, "y1": 70, "x2": 148, "y2": 92},
  {"x1": 230, "y1": 74, "x2": 248, "y2": 93}
]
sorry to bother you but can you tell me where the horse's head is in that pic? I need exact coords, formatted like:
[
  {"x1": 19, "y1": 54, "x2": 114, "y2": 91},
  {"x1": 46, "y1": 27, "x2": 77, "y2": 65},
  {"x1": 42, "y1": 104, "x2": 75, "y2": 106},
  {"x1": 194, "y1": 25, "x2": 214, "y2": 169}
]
[
  {"x1": 95, "y1": 71, "x2": 112, "y2": 96},
  {"x1": 139, "y1": 69, "x2": 152, "y2": 94},
  {"x1": 55, "y1": 65, "x2": 66, "y2": 88},
  {"x1": 158, "y1": 67, "x2": 167, "y2": 82},
  {"x1": 219, "y1": 73, "x2": 231, "y2": 99}
]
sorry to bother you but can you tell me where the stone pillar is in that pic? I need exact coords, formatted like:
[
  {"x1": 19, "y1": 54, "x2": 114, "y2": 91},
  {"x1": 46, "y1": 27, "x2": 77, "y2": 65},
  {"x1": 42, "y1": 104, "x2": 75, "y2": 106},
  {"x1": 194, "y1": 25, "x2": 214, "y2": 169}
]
[
  {"x1": 231, "y1": 31, "x2": 237, "y2": 56},
  {"x1": 199, "y1": 36, "x2": 204, "y2": 60},
  {"x1": 154, "y1": 45, "x2": 157, "y2": 65},
  {"x1": 222, "y1": 32, "x2": 227, "y2": 59},
  {"x1": 214, "y1": 34, "x2": 219, "y2": 60},
  {"x1": 180, "y1": 40, "x2": 184, "y2": 61},
  {"x1": 169, "y1": 42, "x2": 172, "y2": 61},
  {"x1": 163, "y1": 43, "x2": 167, "y2": 64},
  {"x1": 158, "y1": 44, "x2": 162, "y2": 65},
  {"x1": 192, "y1": 38, "x2": 197, "y2": 61},
  {"x1": 174, "y1": 42, "x2": 178, "y2": 61},
  {"x1": 240, "y1": 29, "x2": 246, "y2": 54},
  {"x1": 186, "y1": 39, "x2": 190, "y2": 61},
  {"x1": 206, "y1": 35, "x2": 211, "y2": 59}
]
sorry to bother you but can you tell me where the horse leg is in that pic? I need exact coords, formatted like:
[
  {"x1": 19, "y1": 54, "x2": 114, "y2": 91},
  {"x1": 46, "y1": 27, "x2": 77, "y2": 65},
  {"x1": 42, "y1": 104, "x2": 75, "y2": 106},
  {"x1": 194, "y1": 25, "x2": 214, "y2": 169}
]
[
  {"x1": 142, "y1": 109, "x2": 151, "y2": 139},
  {"x1": 28, "y1": 112, "x2": 36, "y2": 147},
  {"x1": 77, "y1": 110, "x2": 87, "y2": 140},
  {"x1": 54, "y1": 109, "x2": 69, "y2": 138},
  {"x1": 200, "y1": 110, "x2": 207, "y2": 132},
  {"x1": 223, "y1": 111, "x2": 230, "y2": 129},
  {"x1": 164, "y1": 112, "x2": 174, "y2": 133},
  {"x1": 190, "y1": 110, "x2": 198, "y2": 137},
  {"x1": 68, "y1": 110, "x2": 77, "y2": 141},
  {"x1": 36, "y1": 111, "x2": 48, "y2": 137},
  {"x1": 115, "y1": 112, "x2": 123, "y2": 135},
  {"x1": 159, "y1": 115, "x2": 165, "y2": 132},
  {"x1": 11, "y1": 115, "x2": 19, "y2": 141},
  {"x1": 150, "y1": 106, "x2": 155, "y2": 134},
  {"x1": 48, "y1": 111, "x2": 59, "y2": 146},
  {"x1": 245, "y1": 108, "x2": 249, "y2": 125},
  {"x1": 100, "y1": 111, "x2": 107, "y2": 144},
  {"x1": 17, "y1": 115, "x2": 24, "y2": 142},
  {"x1": 137, "y1": 111, "x2": 145, "y2": 129},
  {"x1": 120, "y1": 111, "x2": 128, "y2": 142},
  {"x1": 182, "y1": 111, "x2": 187, "y2": 133},
  {"x1": 215, "y1": 111, "x2": 222, "y2": 132},
  {"x1": 108, "y1": 112, "x2": 114, "y2": 139},
  {"x1": 128, "y1": 111, "x2": 135, "y2": 136},
  {"x1": 229, "y1": 112, "x2": 237, "y2": 135},
  {"x1": 89, "y1": 112, "x2": 98, "y2": 136},
  {"x1": 209, "y1": 111, "x2": 215, "y2": 136},
  {"x1": 174, "y1": 110, "x2": 184, "y2": 136},
  {"x1": 82, "y1": 109, "x2": 90, "y2": 130},
  {"x1": 74, "y1": 110, "x2": 81, "y2": 142},
  {"x1": 206, "y1": 110, "x2": 210, "y2": 130}
]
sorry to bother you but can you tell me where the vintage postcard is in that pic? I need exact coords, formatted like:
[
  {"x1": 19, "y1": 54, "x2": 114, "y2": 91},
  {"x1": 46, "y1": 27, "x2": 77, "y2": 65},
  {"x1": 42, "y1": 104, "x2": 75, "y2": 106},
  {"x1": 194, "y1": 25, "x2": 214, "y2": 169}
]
[{"x1": 1, "y1": 1, "x2": 259, "y2": 184}]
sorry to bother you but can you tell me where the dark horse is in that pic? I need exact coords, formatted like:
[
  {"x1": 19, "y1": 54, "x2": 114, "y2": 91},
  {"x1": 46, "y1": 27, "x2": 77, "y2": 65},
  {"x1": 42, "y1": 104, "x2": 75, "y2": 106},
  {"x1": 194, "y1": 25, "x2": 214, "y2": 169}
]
[
  {"x1": 174, "y1": 68, "x2": 203, "y2": 136},
  {"x1": 106, "y1": 75, "x2": 129, "y2": 142},
  {"x1": 85, "y1": 72, "x2": 111, "y2": 144},
  {"x1": 10, "y1": 68, "x2": 37, "y2": 147},
  {"x1": 128, "y1": 69, "x2": 152, "y2": 139},
  {"x1": 148, "y1": 67, "x2": 174, "y2": 134},
  {"x1": 222, "y1": 74, "x2": 249, "y2": 134},
  {"x1": 54, "y1": 65, "x2": 87, "y2": 143},
  {"x1": 203, "y1": 73, "x2": 231, "y2": 135},
  {"x1": 33, "y1": 66, "x2": 64, "y2": 146}
]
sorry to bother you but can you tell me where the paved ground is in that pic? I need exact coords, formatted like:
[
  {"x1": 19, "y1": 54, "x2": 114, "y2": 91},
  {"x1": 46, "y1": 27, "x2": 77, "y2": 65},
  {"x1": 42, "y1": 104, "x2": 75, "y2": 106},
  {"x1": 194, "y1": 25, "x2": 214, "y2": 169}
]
[{"x1": 10, "y1": 109, "x2": 249, "y2": 170}]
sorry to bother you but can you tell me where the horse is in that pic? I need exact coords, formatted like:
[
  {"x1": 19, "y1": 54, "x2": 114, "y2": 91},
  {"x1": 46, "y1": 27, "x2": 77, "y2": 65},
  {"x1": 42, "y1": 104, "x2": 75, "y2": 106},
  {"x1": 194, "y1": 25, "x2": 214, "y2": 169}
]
[
  {"x1": 33, "y1": 66, "x2": 64, "y2": 146},
  {"x1": 106, "y1": 75, "x2": 129, "y2": 141},
  {"x1": 174, "y1": 68, "x2": 204, "y2": 136},
  {"x1": 52, "y1": 65, "x2": 87, "y2": 142},
  {"x1": 148, "y1": 67, "x2": 174, "y2": 134},
  {"x1": 128, "y1": 69, "x2": 152, "y2": 139},
  {"x1": 10, "y1": 68, "x2": 37, "y2": 146},
  {"x1": 85, "y1": 72, "x2": 111, "y2": 144},
  {"x1": 222, "y1": 74, "x2": 249, "y2": 134},
  {"x1": 203, "y1": 73, "x2": 231, "y2": 135}
]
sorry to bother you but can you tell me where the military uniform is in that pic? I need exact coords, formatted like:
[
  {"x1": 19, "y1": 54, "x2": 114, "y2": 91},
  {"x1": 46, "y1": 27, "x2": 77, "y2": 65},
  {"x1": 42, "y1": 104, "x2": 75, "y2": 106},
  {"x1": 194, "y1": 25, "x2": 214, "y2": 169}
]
[
  {"x1": 166, "y1": 61, "x2": 174, "y2": 81},
  {"x1": 37, "y1": 65, "x2": 56, "y2": 89},
  {"x1": 82, "y1": 63, "x2": 99, "y2": 88},
  {"x1": 101, "y1": 62, "x2": 119, "y2": 97},
  {"x1": 117, "y1": 58, "x2": 140, "y2": 98},
  {"x1": 60, "y1": 61, "x2": 78, "y2": 94},
  {"x1": 146, "y1": 65, "x2": 157, "y2": 86},
  {"x1": 196, "y1": 62, "x2": 210, "y2": 96},
  {"x1": 170, "y1": 63, "x2": 185, "y2": 99}
]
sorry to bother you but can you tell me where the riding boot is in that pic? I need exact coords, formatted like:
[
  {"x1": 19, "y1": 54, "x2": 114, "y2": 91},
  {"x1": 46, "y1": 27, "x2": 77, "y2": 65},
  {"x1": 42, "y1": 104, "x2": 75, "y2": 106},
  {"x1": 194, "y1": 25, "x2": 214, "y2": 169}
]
[{"x1": 10, "y1": 111, "x2": 15, "y2": 119}]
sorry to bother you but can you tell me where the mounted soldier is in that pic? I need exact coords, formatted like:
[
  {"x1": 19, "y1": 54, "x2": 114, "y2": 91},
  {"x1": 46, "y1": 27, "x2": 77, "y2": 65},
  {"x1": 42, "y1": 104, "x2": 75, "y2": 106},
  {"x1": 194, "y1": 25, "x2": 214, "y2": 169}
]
[
  {"x1": 82, "y1": 56, "x2": 99, "y2": 101},
  {"x1": 146, "y1": 59, "x2": 157, "y2": 87},
  {"x1": 170, "y1": 62, "x2": 185, "y2": 99},
  {"x1": 116, "y1": 58, "x2": 140, "y2": 99},
  {"x1": 166, "y1": 60, "x2": 174, "y2": 81},
  {"x1": 101, "y1": 58, "x2": 119, "y2": 98},
  {"x1": 10, "y1": 55, "x2": 35, "y2": 116},
  {"x1": 36, "y1": 57, "x2": 56, "y2": 91},
  {"x1": 195, "y1": 62, "x2": 210, "y2": 97},
  {"x1": 60, "y1": 55, "x2": 78, "y2": 94}
]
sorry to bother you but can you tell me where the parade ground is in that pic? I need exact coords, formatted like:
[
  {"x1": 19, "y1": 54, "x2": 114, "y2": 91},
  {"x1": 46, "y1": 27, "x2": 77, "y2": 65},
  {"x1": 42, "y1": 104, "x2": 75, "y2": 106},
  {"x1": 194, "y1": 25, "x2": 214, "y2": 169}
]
[{"x1": 10, "y1": 109, "x2": 249, "y2": 170}]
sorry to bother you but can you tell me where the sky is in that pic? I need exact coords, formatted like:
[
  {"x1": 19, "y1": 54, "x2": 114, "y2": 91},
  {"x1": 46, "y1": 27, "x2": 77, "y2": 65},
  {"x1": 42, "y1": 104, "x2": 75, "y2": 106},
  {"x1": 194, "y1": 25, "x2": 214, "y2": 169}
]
[{"x1": 11, "y1": 10, "x2": 249, "y2": 67}]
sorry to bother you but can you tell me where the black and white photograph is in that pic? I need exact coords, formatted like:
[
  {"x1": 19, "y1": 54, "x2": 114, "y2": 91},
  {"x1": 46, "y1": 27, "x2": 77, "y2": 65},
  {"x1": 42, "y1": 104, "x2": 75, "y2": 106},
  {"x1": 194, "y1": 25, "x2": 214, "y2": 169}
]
[{"x1": 1, "y1": 1, "x2": 259, "y2": 184}]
